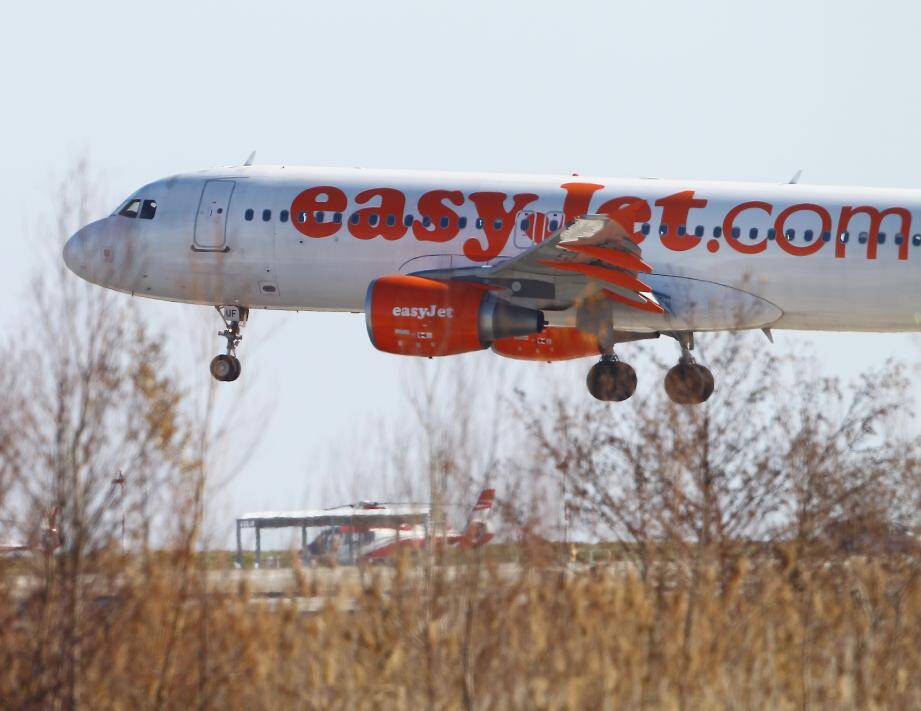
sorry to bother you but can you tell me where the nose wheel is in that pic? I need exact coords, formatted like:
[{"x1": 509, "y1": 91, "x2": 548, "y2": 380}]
[
  {"x1": 211, "y1": 305, "x2": 247, "y2": 382},
  {"x1": 586, "y1": 354, "x2": 637, "y2": 402},
  {"x1": 664, "y1": 333, "x2": 714, "y2": 405},
  {"x1": 210, "y1": 353, "x2": 241, "y2": 382}
]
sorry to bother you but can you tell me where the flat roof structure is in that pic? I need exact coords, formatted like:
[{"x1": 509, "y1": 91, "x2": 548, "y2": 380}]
[{"x1": 235, "y1": 504, "x2": 431, "y2": 568}]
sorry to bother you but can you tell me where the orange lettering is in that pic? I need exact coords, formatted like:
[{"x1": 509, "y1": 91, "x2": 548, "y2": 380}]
[
  {"x1": 596, "y1": 196, "x2": 651, "y2": 243},
  {"x1": 413, "y1": 190, "x2": 464, "y2": 243},
  {"x1": 465, "y1": 192, "x2": 538, "y2": 261},
  {"x1": 655, "y1": 191, "x2": 708, "y2": 251},
  {"x1": 561, "y1": 182, "x2": 604, "y2": 224},
  {"x1": 837, "y1": 205, "x2": 912, "y2": 260},
  {"x1": 774, "y1": 203, "x2": 830, "y2": 257},
  {"x1": 291, "y1": 186, "x2": 347, "y2": 238},
  {"x1": 723, "y1": 201, "x2": 772, "y2": 254},
  {"x1": 349, "y1": 188, "x2": 407, "y2": 241}
]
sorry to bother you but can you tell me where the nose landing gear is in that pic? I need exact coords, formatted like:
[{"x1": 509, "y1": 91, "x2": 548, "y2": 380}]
[
  {"x1": 664, "y1": 333, "x2": 714, "y2": 405},
  {"x1": 210, "y1": 305, "x2": 247, "y2": 382},
  {"x1": 586, "y1": 354, "x2": 637, "y2": 402}
]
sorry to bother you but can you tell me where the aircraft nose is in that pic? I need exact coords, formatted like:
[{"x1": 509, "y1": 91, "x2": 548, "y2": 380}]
[{"x1": 63, "y1": 228, "x2": 88, "y2": 278}]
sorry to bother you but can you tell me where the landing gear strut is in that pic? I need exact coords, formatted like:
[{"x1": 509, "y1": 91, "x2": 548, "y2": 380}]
[
  {"x1": 210, "y1": 305, "x2": 248, "y2": 382},
  {"x1": 664, "y1": 333, "x2": 714, "y2": 405},
  {"x1": 587, "y1": 354, "x2": 637, "y2": 402}
]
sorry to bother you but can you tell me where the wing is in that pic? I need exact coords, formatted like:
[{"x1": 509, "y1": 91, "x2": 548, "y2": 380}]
[{"x1": 411, "y1": 215, "x2": 665, "y2": 317}]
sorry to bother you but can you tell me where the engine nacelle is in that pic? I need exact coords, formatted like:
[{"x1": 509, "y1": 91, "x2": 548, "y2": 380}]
[
  {"x1": 492, "y1": 327, "x2": 601, "y2": 361},
  {"x1": 365, "y1": 275, "x2": 544, "y2": 356}
]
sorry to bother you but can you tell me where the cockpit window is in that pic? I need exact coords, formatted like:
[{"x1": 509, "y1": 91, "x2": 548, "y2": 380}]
[
  {"x1": 118, "y1": 199, "x2": 141, "y2": 218},
  {"x1": 139, "y1": 199, "x2": 158, "y2": 220}
]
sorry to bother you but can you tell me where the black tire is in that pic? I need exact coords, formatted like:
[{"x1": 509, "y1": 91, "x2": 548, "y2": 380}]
[
  {"x1": 210, "y1": 354, "x2": 235, "y2": 382},
  {"x1": 664, "y1": 362, "x2": 714, "y2": 405},
  {"x1": 227, "y1": 355, "x2": 242, "y2": 382},
  {"x1": 586, "y1": 360, "x2": 637, "y2": 402}
]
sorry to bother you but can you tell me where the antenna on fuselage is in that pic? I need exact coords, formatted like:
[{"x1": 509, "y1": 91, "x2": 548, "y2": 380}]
[
  {"x1": 243, "y1": 151, "x2": 256, "y2": 167},
  {"x1": 787, "y1": 169, "x2": 803, "y2": 185}
]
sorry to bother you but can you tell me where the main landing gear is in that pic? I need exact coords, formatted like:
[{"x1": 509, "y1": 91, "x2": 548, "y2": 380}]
[
  {"x1": 586, "y1": 354, "x2": 637, "y2": 402},
  {"x1": 210, "y1": 305, "x2": 248, "y2": 382},
  {"x1": 663, "y1": 333, "x2": 714, "y2": 405},
  {"x1": 583, "y1": 332, "x2": 715, "y2": 405}
]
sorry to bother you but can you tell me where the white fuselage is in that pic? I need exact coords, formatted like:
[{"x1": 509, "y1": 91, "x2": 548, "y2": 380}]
[{"x1": 64, "y1": 165, "x2": 921, "y2": 333}]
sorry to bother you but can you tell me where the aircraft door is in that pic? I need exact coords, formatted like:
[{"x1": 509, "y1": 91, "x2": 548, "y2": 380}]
[
  {"x1": 193, "y1": 180, "x2": 235, "y2": 251},
  {"x1": 513, "y1": 210, "x2": 538, "y2": 248},
  {"x1": 513, "y1": 210, "x2": 565, "y2": 249}
]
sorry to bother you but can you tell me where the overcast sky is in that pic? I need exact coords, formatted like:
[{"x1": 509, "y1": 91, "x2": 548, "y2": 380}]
[{"x1": 3, "y1": 0, "x2": 921, "y2": 542}]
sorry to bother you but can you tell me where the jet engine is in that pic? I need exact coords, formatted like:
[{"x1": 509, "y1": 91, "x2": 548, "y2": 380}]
[
  {"x1": 365, "y1": 275, "x2": 545, "y2": 356},
  {"x1": 492, "y1": 327, "x2": 601, "y2": 361}
]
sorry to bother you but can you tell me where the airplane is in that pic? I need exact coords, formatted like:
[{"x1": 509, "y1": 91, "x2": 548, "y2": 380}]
[
  {"x1": 302, "y1": 488, "x2": 495, "y2": 565},
  {"x1": 62, "y1": 160, "x2": 921, "y2": 404},
  {"x1": 0, "y1": 507, "x2": 62, "y2": 556}
]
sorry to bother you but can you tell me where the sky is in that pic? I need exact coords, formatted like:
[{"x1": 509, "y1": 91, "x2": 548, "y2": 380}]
[{"x1": 3, "y1": 0, "x2": 921, "y2": 543}]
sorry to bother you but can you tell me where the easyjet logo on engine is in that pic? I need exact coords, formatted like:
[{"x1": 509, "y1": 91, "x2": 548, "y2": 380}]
[
  {"x1": 290, "y1": 183, "x2": 917, "y2": 263},
  {"x1": 392, "y1": 305, "x2": 455, "y2": 319}
]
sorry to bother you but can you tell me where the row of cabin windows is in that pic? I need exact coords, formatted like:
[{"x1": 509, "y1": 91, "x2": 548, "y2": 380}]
[
  {"x1": 117, "y1": 198, "x2": 158, "y2": 220},
  {"x1": 239, "y1": 209, "x2": 921, "y2": 247},
  {"x1": 638, "y1": 223, "x2": 921, "y2": 246}
]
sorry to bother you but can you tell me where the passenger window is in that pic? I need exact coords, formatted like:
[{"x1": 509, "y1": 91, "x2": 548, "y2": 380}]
[
  {"x1": 280, "y1": 210, "x2": 289, "y2": 223},
  {"x1": 386, "y1": 214, "x2": 396, "y2": 227},
  {"x1": 333, "y1": 213, "x2": 343, "y2": 224},
  {"x1": 896, "y1": 233, "x2": 904, "y2": 245},
  {"x1": 119, "y1": 199, "x2": 141, "y2": 218},
  {"x1": 641, "y1": 223, "x2": 651, "y2": 235},
  {"x1": 878, "y1": 232, "x2": 886, "y2": 244},
  {"x1": 298, "y1": 212, "x2": 308, "y2": 224},
  {"x1": 677, "y1": 225, "x2": 687, "y2": 236},
  {"x1": 659, "y1": 224, "x2": 668, "y2": 235},
  {"x1": 841, "y1": 232, "x2": 849, "y2": 243},
  {"x1": 459, "y1": 216, "x2": 468, "y2": 229},
  {"x1": 822, "y1": 231, "x2": 831, "y2": 242},
  {"x1": 316, "y1": 211, "x2": 325, "y2": 223},
  {"x1": 694, "y1": 225, "x2": 704, "y2": 237},
  {"x1": 493, "y1": 219, "x2": 503, "y2": 230},
  {"x1": 913, "y1": 234, "x2": 921, "y2": 246},
  {"x1": 245, "y1": 209, "x2": 254, "y2": 221},
  {"x1": 767, "y1": 228, "x2": 776, "y2": 240},
  {"x1": 262, "y1": 209, "x2": 271, "y2": 222},
  {"x1": 139, "y1": 199, "x2": 158, "y2": 220},
  {"x1": 423, "y1": 216, "x2": 432, "y2": 228},
  {"x1": 786, "y1": 229, "x2": 795, "y2": 241},
  {"x1": 731, "y1": 227, "x2": 740, "y2": 239},
  {"x1": 440, "y1": 216, "x2": 450, "y2": 229},
  {"x1": 475, "y1": 218, "x2": 484, "y2": 229},
  {"x1": 749, "y1": 227, "x2": 758, "y2": 239},
  {"x1": 804, "y1": 229, "x2": 813, "y2": 242},
  {"x1": 350, "y1": 213, "x2": 360, "y2": 225},
  {"x1": 403, "y1": 214, "x2": 414, "y2": 227},
  {"x1": 713, "y1": 226, "x2": 722, "y2": 238},
  {"x1": 520, "y1": 218, "x2": 529, "y2": 230},
  {"x1": 369, "y1": 214, "x2": 380, "y2": 227},
  {"x1": 858, "y1": 231, "x2": 868, "y2": 244},
  {"x1": 549, "y1": 219, "x2": 559, "y2": 231}
]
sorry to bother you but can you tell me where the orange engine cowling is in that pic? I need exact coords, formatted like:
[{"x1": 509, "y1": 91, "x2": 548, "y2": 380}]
[
  {"x1": 366, "y1": 275, "x2": 545, "y2": 356},
  {"x1": 491, "y1": 327, "x2": 601, "y2": 361}
]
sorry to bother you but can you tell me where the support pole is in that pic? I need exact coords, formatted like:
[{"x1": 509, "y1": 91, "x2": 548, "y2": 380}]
[
  {"x1": 255, "y1": 525, "x2": 262, "y2": 569},
  {"x1": 301, "y1": 525, "x2": 307, "y2": 563},
  {"x1": 348, "y1": 517, "x2": 354, "y2": 565},
  {"x1": 235, "y1": 519, "x2": 243, "y2": 568}
]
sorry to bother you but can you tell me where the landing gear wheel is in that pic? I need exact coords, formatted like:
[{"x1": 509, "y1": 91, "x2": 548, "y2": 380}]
[
  {"x1": 210, "y1": 354, "x2": 240, "y2": 382},
  {"x1": 664, "y1": 362, "x2": 714, "y2": 405},
  {"x1": 587, "y1": 359, "x2": 637, "y2": 402},
  {"x1": 210, "y1": 305, "x2": 248, "y2": 383}
]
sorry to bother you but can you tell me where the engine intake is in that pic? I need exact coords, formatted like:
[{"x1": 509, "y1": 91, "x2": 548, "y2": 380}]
[{"x1": 365, "y1": 275, "x2": 544, "y2": 356}]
